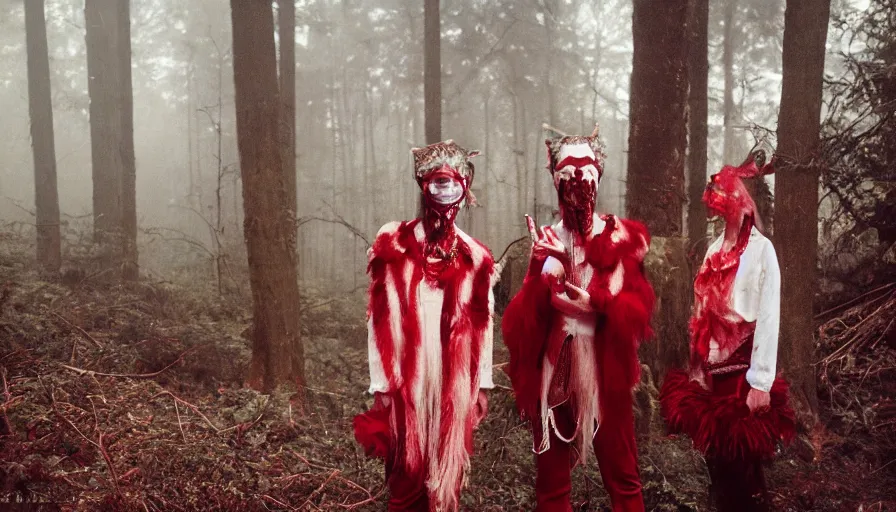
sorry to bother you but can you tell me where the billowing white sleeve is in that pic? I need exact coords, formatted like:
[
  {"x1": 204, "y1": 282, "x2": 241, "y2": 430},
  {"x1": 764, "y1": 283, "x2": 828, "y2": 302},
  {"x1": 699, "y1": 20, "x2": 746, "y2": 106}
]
[
  {"x1": 746, "y1": 241, "x2": 781, "y2": 392},
  {"x1": 367, "y1": 316, "x2": 389, "y2": 394},
  {"x1": 478, "y1": 284, "x2": 495, "y2": 390}
]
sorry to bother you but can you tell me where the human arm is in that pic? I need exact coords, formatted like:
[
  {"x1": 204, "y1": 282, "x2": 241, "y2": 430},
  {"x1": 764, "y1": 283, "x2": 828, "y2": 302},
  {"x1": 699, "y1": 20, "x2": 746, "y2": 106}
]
[{"x1": 745, "y1": 241, "x2": 781, "y2": 410}]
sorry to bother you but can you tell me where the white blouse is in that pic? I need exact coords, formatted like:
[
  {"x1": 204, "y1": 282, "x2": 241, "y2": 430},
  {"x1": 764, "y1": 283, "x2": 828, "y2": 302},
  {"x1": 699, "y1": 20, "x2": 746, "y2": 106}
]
[{"x1": 703, "y1": 227, "x2": 781, "y2": 392}]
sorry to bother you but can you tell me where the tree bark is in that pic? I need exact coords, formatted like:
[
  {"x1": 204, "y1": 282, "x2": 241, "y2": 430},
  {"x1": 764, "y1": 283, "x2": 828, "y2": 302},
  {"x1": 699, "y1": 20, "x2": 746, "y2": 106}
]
[
  {"x1": 775, "y1": 0, "x2": 830, "y2": 427},
  {"x1": 85, "y1": 0, "x2": 136, "y2": 279},
  {"x1": 279, "y1": 0, "x2": 297, "y2": 214},
  {"x1": 626, "y1": 0, "x2": 689, "y2": 237},
  {"x1": 117, "y1": 0, "x2": 138, "y2": 281},
  {"x1": 230, "y1": 0, "x2": 304, "y2": 394},
  {"x1": 24, "y1": 0, "x2": 61, "y2": 272},
  {"x1": 424, "y1": 0, "x2": 441, "y2": 144},
  {"x1": 85, "y1": 0, "x2": 121, "y2": 245},
  {"x1": 687, "y1": 0, "x2": 709, "y2": 261},
  {"x1": 722, "y1": 0, "x2": 740, "y2": 164}
]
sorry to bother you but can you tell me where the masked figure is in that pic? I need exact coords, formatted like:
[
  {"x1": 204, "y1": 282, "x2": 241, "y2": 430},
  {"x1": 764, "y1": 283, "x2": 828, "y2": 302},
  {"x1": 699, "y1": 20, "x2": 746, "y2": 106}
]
[
  {"x1": 502, "y1": 128, "x2": 655, "y2": 511},
  {"x1": 353, "y1": 140, "x2": 495, "y2": 511},
  {"x1": 659, "y1": 152, "x2": 795, "y2": 512}
]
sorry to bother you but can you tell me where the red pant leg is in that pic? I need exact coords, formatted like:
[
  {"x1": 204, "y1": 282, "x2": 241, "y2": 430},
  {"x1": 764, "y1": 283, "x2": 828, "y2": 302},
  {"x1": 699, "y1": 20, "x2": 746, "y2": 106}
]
[
  {"x1": 592, "y1": 386, "x2": 645, "y2": 512},
  {"x1": 385, "y1": 457, "x2": 430, "y2": 511},
  {"x1": 535, "y1": 406, "x2": 574, "y2": 512}
]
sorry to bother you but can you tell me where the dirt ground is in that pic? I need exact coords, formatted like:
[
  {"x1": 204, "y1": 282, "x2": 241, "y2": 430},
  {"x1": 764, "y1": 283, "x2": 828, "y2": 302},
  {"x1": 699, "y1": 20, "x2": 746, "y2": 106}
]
[{"x1": 0, "y1": 243, "x2": 894, "y2": 511}]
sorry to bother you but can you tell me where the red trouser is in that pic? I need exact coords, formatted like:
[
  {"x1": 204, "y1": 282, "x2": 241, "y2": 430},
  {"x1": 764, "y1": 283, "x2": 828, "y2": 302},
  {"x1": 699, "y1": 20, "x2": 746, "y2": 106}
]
[
  {"x1": 704, "y1": 371, "x2": 770, "y2": 512},
  {"x1": 384, "y1": 456, "x2": 431, "y2": 511},
  {"x1": 534, "y1": 391, "x2": 644, "y2": 511}
]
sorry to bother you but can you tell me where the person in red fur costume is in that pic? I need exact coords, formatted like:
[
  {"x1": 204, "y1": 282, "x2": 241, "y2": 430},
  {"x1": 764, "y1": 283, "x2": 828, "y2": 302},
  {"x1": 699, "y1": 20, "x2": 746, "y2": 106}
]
[
  {"x1": 352, "y1": 140, "x2": 495, "y2": 511},
  {"x1": 502, "y1": 127, "x2": 655, "y2": 512},
  {"x1": 659, "y1": 150, "x2": 795, "y2": 512}
]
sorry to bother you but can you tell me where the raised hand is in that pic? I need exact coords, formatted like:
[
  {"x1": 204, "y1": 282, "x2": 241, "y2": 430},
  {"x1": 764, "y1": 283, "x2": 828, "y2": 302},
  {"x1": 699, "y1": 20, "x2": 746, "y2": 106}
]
[
  {"x1": 550, "y1": 282, "x2": 594, "y2": 318},
  {"x1": 526, "y1": 215, "x2": 569, "y2": 267},
  {"x1": 746, "y1": 387, "x2": 771, "y2": 413}
]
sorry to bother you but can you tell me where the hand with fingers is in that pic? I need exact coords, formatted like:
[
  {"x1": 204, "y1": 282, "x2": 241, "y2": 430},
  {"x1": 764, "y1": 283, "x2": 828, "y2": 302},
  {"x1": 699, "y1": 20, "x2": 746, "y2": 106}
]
[
  {"x1": 472, "y1": 390, "x2": 488, "y2": 428},
  {"x1": 526, "y1": 215, "x2": 570, "y2": 270},
  {"x1": 550, "y1": 281, "x2": 594, "y2": 318},
  {"x1": 746, "y1": 387, "x2": 771, "y2": 413}
]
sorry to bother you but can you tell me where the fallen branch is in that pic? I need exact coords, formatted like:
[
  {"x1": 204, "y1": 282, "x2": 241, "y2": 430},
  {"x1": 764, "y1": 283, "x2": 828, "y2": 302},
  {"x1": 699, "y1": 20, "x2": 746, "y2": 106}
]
[
  {"x1": 261, "y1": 493, "x2": 297, "y2": 511},
  {"x1": 50, "y1": 389, "x2": 120, "y2": 495},
  {"x1": 815, "y1": 282, "x2": 896, "y2": 320},
  {"x1": 151, "y1": 390, "x2": 229, "y2": 434},
  {"x1": 299, "y1": 469, "x2": 340, "y2": 510},
  {"x1": 58, "y1": 347, "x2": 196, "y2": 379},
  {"x1": 341, "y1": 483, "x2": 386, "y2": 510},
  {"x1": 51, "y1": 312, "x2": 104, "y2": 349}
]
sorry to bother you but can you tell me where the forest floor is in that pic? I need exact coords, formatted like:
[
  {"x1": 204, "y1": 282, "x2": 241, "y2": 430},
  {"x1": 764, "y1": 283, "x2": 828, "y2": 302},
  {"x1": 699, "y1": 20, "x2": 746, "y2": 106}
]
[{"x1": 0, "y1": 238, "x2": 894, "y2": 511}]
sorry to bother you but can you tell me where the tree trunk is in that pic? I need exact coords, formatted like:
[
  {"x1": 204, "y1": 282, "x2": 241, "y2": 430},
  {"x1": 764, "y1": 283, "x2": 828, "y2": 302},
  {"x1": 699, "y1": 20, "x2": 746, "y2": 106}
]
[
  {"x1": 85, "y1": 0, "x2": 121, "y2": 245},
  {"x1": 722, "y1": 0, "x2": 740, "y2": 164},
  {"x1": 117, "y1": 0, "x2": 138, "y2": 281},
  {"x1": 279, "y1": 0, "x2": 297, "y2": 214},
  {"x1": 775, "y1": 0, "x2": 830, "y2": 427},
  {"x1": 25, "y1": 0, "x2": 61, "y2": 272},
  {"x1": 626, "y1": 0, "x2": 689, "y2": 237},
  {"x1": 424, "y1": 0, "x2": 440, "y2": 144},
  {"x1": 230, "y1": 0, "x2": 304, "y2": 394},
  {"x1": 687, "y1": 0, "x2": 709, "y2": 261},
  {"x1": 745, "y1": 176, "x2": 774, "y2": 234}
]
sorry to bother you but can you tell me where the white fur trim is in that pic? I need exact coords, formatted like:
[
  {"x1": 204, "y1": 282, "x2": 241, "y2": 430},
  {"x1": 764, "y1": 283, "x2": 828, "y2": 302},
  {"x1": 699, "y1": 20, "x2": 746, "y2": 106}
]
[
  {"x1": 457, "y1": 227, "x2": 488, "y2": 269},
  {"x1": 610, "y1": 217, "x2": 628, "y2": 244},
  {"x1": 608, "y1": 262, "x2": 625, "y2": 297},
  {"x1": 385, "y1": 267, "x2": 405, "y2": 386}
]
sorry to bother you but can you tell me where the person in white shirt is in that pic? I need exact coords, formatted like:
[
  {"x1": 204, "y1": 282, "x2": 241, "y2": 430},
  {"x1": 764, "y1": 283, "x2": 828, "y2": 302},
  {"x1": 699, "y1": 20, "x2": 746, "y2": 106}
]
[
  {"x1": 352, "y1": 140, "x2": 495, "y2": 512},
  {"x1": 660, "y1": 151, "x2": 795, "y2": 512}
]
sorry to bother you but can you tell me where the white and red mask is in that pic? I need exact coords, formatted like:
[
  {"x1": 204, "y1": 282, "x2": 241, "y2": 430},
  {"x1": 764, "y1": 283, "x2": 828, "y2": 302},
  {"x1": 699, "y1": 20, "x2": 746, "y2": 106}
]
[
  {"x1": 545, "y1": 129, "x2": 606, "y2": 236},
  {"x1": 412, "y1": 140, "x2": 480, "y2": 254}
]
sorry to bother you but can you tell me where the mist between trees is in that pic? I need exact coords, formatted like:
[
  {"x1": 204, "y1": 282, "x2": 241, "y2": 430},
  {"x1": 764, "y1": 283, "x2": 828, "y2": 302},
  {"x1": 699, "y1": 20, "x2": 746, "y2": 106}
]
[
  {"x1": 1, "y1": 0, "x2": 894, "y2": 508},
  {"x1": 1, "y1": 0, "x2": 809, "y2": 288},
  {"x1": 1, "y1": 0, "x2": 892, "y2": 412}
]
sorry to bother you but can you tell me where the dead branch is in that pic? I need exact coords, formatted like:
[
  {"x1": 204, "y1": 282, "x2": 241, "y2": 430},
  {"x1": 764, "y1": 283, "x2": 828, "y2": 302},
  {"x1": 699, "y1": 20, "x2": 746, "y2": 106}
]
[
  {"x1": 50, "y1": 389, "x2": 121, "y2": 495},
  {"x1": 299, "y1": 469, "x2": 340, "y2": 510},
  {"x1": 58, "y1": 346, "x2": 196, "y2": 379},
  {"x1": 51, "y1": 312, "x2": 104, "y2": 349},
  {"x1": 261, "y1": 494, "x2": 297, "y2": 511},
  {"x1": 297, "y1": 214, "x2": 371, "y2": 249},
  {"x1": 150, "y1": 390, "x2": 229, "y2": 434},
  {"x1": 494, "y1": 236, "x2": 529, "y2": 281},
  {"x1": 815, "y1": 282, "x2": 896, "y2": 320}
]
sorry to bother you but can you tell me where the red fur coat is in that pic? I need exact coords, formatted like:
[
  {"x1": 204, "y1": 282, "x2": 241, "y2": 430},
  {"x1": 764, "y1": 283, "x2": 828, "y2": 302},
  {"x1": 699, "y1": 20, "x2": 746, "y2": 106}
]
[
  {"x1": 502, "y1": 215, "x2": 654, "y2": 441},
  {"x1": 353, "y1": 219, "x2": 494, "y2": 510}
]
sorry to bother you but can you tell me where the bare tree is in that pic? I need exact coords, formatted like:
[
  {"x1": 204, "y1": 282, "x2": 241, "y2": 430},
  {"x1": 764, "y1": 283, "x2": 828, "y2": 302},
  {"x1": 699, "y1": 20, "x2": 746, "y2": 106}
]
[
  {"x1": 721, "y1": 0, "x2": 742, "y2": 164},
  {"x1": 626, "y1": 0, "x2": 689, "y2": 236},
  {"x1": 24, "y1": 0, "x2": 61, "y2": 272},
  {"x1": 230, "y1": 0, "x2": 304, "y2": 394},
  {"x1": 84, "y1": 0, "x2": 137, "y2": 280},
  {"x1": 279, "y1": 0, "x2": 297, "y2": 213},
  {"x1": 687, "y1": 0, "x2": 709, "y2": 259},
  {"x1": 424, "y1": 0, "x2": 441, "y2": 144},
  {"x1": 775, "y1": 0, "x2": 831, "y2": 426},
  {"x1": 117, "y1": 0, "x2": 137, "y2": 281},
  {"x1": 85, "y1": 0, "x2": 121, "y2": 245}
]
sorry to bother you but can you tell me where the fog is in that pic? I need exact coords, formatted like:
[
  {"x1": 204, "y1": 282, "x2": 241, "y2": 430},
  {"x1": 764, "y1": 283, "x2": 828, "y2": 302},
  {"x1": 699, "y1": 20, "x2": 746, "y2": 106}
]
[{"x1": 0, "y1": 0, "x2": 820, "y2": 290}]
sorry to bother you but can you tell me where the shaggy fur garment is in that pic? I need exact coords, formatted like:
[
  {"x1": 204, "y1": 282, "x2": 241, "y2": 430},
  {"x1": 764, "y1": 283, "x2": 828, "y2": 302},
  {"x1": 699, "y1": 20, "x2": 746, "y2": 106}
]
[
  {"x1": 353, "y1": 219, "x2": 494, "y2": 511},
  {"x1": 502, "y1": 215, "x2": 654, "y2": 462}
]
